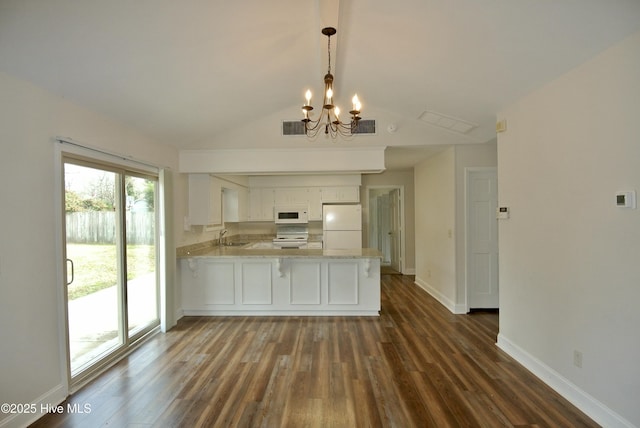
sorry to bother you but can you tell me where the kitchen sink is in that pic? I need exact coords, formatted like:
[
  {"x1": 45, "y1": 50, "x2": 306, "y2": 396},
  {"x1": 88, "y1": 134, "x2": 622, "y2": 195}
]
[
  {"x1": 224, "y1": 242, "x2": 249, "y2": 247},
  {"x1": 244, "y1": 241, "x2": 276, "y2": 249}
]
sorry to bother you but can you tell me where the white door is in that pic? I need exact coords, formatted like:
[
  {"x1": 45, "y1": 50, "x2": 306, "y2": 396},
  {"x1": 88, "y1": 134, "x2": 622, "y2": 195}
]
[
  {"x1": 377, "y1": 194, "x2": 391, "y2": 264},
  {"x1": 389, "y1": 188, "x2": 402, "y2": 272},
  {"x1": 467, "y1": 168, "x2": 499, "y2": 309}
]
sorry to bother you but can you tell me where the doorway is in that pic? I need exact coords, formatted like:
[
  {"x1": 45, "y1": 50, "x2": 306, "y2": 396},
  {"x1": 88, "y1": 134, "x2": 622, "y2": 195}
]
[
  {"x1": 466, "y1": 168, "x2": 499, "y2": 309},
  {"x1": 367, "y1": 186, "x2": 403, "y2": 274},
  {"x1": 62, "y1": 155, "x2": 159, "y2": 386}
]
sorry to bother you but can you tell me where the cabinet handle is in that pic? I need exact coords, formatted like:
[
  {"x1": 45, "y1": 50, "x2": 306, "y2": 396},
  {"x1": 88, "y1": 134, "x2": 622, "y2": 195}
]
[{"x1": 66, "y1": 258, "x2": 74, "y2": 286}]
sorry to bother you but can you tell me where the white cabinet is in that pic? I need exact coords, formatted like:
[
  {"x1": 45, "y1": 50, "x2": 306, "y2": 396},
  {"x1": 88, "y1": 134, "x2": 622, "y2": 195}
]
[
  {"x1": 188, "y1": 174, "x2": 222, "y2": 225},
  {"x1": 307, "y1": 187, "x2": 322, "y2": 221},
  {"x1": 180, "y1": 256, "x2": 380, "y2": 316},
  {"x1": 248, "y1": 188, "x2": 275, "y2": 221},
  {"x1": 223, "y1": 187, "x2": 248, "y2": 222},
  {"x1": 275, "y1": 188, "x2": 309, "y2": 206},
  {"x1": 242, "y1": 184, "x2": 359, "y2": 222},
  {"x1": 321, "y1": 186, "x2": 360, "y2": 203}
]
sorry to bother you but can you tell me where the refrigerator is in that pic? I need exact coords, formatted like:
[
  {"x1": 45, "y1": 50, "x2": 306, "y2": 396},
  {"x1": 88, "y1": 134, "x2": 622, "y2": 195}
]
[{"x1": 323, "y1": 204, "x2": 363, "y2": 249}]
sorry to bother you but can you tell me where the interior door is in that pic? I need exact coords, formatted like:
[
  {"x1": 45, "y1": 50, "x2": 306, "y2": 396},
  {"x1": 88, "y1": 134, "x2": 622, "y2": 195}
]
[
  {"x1": 467, "y1": 168, "x2": 499, "y2": 309},
  {"x1": 389, "y1": 188, "x2": 401, "y2": 272},
  {"x1": 377, "y1": 193, "x2": 391, "y2": 264}
]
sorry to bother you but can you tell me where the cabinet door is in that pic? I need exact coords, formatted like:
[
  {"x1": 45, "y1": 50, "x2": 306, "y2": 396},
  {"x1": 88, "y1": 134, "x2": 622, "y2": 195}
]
[
  {"x1": 260, "y1": 188, "x2": 275, "y2": 220},
  {"x1": 189, "y1": 174, "x2": 222, "y2": 225},
  {"x1": 275, "y1": 188, "x2": 309, "y2": 206},
  {"x1": 307, "y1": 187, "x2": 322, "y2": 220},
  {"x1": 208, "y1": 177, "x2": 223, "y2": 224},
  {"x1": 248, "y1": 188, "x2": 262, "y2": 221},
  {"x1": 321, "y1": 186, "x2": 360, "y2": 203},
  {"x1": 248, "y1": 188, "x2": 275, "y2": 221},
  {"x1": 237, "y1": 187, "x2": 248, "y2": 222}
]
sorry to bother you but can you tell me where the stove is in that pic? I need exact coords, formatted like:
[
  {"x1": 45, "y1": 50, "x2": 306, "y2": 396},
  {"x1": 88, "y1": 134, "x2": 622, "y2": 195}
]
[{"x1": 273, "y1": 225, "x2": 308, "y2": 248}]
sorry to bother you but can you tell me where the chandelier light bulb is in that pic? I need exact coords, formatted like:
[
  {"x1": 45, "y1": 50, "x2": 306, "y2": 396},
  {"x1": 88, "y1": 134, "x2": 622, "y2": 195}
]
[
  {"x1": 305, "y1": 90, "x2": 312, "y2": 106},
  {"x1": 335, "y1": 106, "x2": 340, "y2": 118},
  {"x1": 326, "y1": 88, "x2": 333, "y2": 101},
  {"x1": 352, "y1": 94, "x2": 361, "y2": 111}
]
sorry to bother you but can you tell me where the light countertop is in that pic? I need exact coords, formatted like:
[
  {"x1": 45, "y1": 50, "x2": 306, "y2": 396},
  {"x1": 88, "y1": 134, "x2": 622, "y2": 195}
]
[{"x1": 177, "y1": 244, "x2": 382, "y2": 259}]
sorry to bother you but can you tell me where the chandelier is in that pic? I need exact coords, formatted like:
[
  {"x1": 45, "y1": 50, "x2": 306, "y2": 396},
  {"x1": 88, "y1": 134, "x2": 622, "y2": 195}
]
[{"x1": 301, "y1": 27, "x2": 362, "y2": 138}]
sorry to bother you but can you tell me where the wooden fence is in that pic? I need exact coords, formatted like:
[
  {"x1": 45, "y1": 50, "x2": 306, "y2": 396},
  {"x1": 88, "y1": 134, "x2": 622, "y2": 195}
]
[{"x1": 66, "y1": 211, "x2": 155, "y2": 245}]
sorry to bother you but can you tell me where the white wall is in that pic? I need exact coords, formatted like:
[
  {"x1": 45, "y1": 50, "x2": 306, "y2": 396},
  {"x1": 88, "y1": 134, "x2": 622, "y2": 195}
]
[
  {"x1": 0, "y1": 71, "x2": 179, "y2": 427},
  {"x1": 414, "y1": 148, "x2": 457, "y2": 308},
  {"x1": 413, "y1": 143, "x2": 497, "y2": 312},
  {"x1": 497, "y1": 31, "x2": 640, "y2": 427}
]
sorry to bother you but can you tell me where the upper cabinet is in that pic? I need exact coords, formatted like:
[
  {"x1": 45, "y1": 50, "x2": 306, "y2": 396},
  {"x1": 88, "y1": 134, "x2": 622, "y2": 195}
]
[
  {"x1": 321, "y1": 186, "x2": 360, "y2": 203},
  {"x1": 222, "y1": 187, "x2": 248, "y2": 222},
  {"x1": 275, "y1": 188, "x2": 310, "y2": 206},
  {"x1": 187, "y1": 174, "x2": 361, "y2": 224},
  {"x1": 188, "y1": 174, "x2": 222, "y2": 225},
  {"x1": 248, "y1": 188, "x2": 275, "y2": 221}
]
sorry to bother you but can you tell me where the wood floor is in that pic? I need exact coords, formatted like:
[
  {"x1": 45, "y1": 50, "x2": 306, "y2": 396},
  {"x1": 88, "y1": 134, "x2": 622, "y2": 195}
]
[{"x1": 32, "y1": 274, "x2": 598, "y2": 427}]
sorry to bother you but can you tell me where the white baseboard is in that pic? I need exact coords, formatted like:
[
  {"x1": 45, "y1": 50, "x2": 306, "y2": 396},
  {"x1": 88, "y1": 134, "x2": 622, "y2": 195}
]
[
  {"x1": 497, "y1": 333, "x2": 635, "y2": 428},
  {"x1": 0, "y1": 384, "x2": 67, "y2": 428},
  {"x1": 414, "y1": 276, "x2": 466, "y2": 314},
  {"x1": 402, "y1": 268, "x2": 416, "y2": 275}
]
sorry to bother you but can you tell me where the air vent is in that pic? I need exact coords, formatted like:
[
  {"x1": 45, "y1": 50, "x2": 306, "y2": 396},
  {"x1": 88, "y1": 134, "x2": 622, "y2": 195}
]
[
  {"x1": 282, "y1": 119, "x2": 376, "y2": 136},
  {"x1": 353, "y1": 119, "x2": 376, "y2": 135},
  {"x1": 282, "y1": 120, "x2": 306, "y2": 136}
]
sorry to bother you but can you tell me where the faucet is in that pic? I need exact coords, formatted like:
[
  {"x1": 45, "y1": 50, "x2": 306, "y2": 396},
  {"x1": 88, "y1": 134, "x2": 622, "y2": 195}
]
[{"x1": 219, "y1": 229, "x2": 228, "y2": 246}]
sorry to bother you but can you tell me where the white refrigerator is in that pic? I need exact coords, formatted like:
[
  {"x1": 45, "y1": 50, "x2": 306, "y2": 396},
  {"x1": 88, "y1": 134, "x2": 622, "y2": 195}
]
[{"x1": 323, "y1": 204, "x2": 363, "y2": 249}]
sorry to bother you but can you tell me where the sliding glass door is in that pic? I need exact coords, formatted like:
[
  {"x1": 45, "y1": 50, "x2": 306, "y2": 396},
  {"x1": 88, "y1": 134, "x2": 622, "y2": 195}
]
[{"x1": 63, "y1": 156, "x2": 159, "y2": 383}]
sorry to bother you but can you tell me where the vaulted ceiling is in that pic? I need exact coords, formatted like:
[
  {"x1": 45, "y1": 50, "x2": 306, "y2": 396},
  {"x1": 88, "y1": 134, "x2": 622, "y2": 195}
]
[{"x1": 2, "y1": 0, "x2": 640, "y2": 169}]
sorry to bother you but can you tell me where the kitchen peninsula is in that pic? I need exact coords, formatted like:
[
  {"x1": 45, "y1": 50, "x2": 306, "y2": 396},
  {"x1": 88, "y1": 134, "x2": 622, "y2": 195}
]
[{"x1": 178, "y1": 244, "x2": 382, "y2": 316}]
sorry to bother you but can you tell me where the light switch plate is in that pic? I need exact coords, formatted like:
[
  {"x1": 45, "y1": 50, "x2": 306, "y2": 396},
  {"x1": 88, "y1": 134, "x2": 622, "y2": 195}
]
[{"x1": 496, "y1": 206, "x2": 510, "y2": 219}]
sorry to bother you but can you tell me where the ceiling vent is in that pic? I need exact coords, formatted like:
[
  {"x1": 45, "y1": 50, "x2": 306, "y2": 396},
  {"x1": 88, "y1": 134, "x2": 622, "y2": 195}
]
[
  {"x1": 418, "y1": 110, "x2": 477, "y2": 134},
  {"x1": 282, "y1": 120, "x2": 306, "y2": 136},
  {"x1": 282, "y1": 119, "x2": 376, "y2": 136}
]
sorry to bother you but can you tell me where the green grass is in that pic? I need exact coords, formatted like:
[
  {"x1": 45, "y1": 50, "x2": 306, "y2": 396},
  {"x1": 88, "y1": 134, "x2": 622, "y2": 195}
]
[{"x1": 66, "y1": 244, "x2": 156, "y2": 300}]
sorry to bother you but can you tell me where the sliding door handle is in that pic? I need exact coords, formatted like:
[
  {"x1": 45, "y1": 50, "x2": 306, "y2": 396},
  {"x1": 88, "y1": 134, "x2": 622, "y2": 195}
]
[{"x1": 66, "y1": 258, "x2": 74, "y2": 286}]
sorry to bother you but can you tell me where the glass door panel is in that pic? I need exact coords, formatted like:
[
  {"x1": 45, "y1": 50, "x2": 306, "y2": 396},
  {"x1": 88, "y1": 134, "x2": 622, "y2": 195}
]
[
  {"x1": 64, "y1": 163, "x2": 124, "y2": 376},
  {"x1": 63, "y1": 157, "x2": 159, "y2": 383},
  {"x1": 125, "y1": 175, "x2": 158, "y2": 337}
]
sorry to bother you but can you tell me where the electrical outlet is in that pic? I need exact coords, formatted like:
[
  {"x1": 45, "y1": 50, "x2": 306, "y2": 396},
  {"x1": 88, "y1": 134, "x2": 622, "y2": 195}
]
[{"x1": 573, "y1": 350, "x2": 583, "y2": 368}]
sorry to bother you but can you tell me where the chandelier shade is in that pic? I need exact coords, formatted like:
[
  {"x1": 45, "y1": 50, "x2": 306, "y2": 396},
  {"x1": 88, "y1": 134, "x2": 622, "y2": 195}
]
[{"x1": 301, "y1": 27, "x2": 362, "y2": 138}]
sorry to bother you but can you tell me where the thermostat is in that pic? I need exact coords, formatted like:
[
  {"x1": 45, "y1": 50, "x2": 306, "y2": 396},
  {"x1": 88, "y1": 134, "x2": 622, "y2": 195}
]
[
  {"x1": 496, "y1": 206, "x2": 510, "y2": 219},
  {"x1": 615, "y1": 191, "x2": 636, "y2": 209}
]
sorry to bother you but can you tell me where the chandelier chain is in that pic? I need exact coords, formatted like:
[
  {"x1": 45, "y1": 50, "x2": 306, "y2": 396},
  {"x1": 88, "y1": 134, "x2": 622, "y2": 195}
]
[{"x1": 327, "y1": 33, "x2": 332, "y2": 75}]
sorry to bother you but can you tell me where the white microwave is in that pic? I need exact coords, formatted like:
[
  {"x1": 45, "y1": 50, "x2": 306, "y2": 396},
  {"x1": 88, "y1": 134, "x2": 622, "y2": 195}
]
[{"x1": 274, "y1": 206, "x2": 309, "y2": 224}]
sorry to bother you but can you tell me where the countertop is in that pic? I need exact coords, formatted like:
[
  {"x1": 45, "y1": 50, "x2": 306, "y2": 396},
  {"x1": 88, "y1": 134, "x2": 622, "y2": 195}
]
[{"x1": 177, "y1": 244, "x2": 383, "y2": 259}]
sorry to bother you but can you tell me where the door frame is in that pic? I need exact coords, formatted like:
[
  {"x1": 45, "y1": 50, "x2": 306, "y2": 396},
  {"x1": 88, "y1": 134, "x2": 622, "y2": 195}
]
[
  {"x1": 54, "y1": 140, "x2": 165, "y2": 393},
  {"x1": 365, "y1": 185, "x2": 405, "y2": 274},
  {"x1": 464, "y1": 167, "x2": 499, "y2": 312}
]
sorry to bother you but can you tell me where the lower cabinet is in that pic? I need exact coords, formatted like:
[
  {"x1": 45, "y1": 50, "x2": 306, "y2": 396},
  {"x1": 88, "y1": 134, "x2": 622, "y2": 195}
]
[{"x1": 180, "y1": 257, "x2": 380, "y2": 316}]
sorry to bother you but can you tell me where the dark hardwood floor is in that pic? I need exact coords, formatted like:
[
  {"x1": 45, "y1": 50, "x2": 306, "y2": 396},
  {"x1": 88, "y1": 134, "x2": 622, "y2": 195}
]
[{"x1": 31, "y1": 274, "x2": 598, "y2": 427}]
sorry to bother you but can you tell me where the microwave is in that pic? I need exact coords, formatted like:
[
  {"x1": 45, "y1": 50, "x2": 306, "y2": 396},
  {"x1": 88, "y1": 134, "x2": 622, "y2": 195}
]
[{"x1": 274, "y1": 205, "x2": 309, "y2": 224}]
